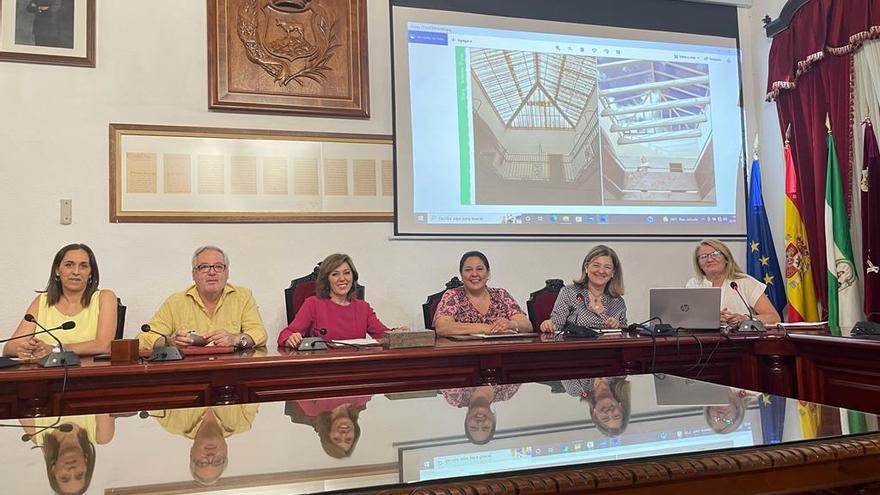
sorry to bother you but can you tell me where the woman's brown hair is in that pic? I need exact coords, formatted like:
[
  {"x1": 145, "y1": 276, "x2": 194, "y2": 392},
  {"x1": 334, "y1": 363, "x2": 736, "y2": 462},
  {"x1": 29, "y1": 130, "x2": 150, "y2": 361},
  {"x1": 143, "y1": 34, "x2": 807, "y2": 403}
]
[
  {"x1": 315, "y1": 253, "x2": 359, "y2": 301},
  {"x1": 45, "y1": 244, "x2": 100, "y2": 307}
]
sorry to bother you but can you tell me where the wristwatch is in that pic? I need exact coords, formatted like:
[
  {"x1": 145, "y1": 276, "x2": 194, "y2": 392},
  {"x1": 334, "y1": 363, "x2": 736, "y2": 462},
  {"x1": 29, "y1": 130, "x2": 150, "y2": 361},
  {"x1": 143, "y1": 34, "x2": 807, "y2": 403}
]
[{"x1": 237, "y1": 335, "x2": 249, "y2": 348}]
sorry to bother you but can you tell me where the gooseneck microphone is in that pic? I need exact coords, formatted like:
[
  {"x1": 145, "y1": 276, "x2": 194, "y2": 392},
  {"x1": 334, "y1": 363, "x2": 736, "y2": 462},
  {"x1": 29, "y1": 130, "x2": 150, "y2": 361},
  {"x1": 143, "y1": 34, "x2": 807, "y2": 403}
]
[
  {"x1": 0, "y1": 420, "x2": 73, "y2": 442},
  {"x1": 141, "y1": 324, "x2": 183, "y2": 362},
  {"x1": 0, "y1": 318, "x2": 75, "y2": 344},
  {"x1": 21, "y1": 421, "x2": 73, "y2": 442},
  {"x1": 22, "y1": 314, "x2": 80, "y2": 368},
  {"x1": 138, "y1": 410, "x2": 166, "y2": 419},
  {"x1": 729, "y1": 282, "x2": 765, "y2": 332}
]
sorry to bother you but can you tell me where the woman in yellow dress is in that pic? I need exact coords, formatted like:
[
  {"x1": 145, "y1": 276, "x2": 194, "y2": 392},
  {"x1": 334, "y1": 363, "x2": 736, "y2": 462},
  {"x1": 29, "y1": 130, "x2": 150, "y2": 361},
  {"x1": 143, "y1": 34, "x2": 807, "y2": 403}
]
[{"x1": 4, "y1": 243, "x2": 117, "y2": 359}]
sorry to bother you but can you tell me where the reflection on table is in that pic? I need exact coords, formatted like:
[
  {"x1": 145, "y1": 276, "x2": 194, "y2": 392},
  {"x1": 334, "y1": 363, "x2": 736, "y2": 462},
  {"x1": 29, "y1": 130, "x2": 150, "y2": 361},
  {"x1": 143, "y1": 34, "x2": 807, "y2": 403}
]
[{"x1": 0, "y1": 374, "x2": 875, "y2": 494}]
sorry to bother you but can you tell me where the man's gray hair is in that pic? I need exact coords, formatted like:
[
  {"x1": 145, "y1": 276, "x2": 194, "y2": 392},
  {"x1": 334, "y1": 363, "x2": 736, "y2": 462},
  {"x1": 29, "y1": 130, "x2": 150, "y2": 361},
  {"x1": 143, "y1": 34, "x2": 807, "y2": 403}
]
[{"x1": 192, "y1": 246, "x2": 229, "y2": 269}]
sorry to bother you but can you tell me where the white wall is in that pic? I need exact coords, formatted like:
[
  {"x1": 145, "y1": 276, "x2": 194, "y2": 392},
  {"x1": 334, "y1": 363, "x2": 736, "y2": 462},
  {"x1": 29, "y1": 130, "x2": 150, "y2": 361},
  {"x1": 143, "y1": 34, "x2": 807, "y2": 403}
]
[{"x1": 0, "y1": 1, "x2": 786, "y2": 345}]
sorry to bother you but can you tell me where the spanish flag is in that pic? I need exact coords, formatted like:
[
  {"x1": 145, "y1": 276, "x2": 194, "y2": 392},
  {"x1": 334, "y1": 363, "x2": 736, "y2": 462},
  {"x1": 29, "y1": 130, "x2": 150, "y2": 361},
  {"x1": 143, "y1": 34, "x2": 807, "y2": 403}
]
[{"x1": 783, "y1": 140, "x2": 819, "y2": 322}]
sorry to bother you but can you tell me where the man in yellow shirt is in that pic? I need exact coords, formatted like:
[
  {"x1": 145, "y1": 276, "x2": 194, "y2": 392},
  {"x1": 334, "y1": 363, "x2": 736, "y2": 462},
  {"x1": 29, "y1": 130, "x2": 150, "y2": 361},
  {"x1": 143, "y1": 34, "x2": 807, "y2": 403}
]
[
  {"x1": 139, "y1": 246, "x2": 267, "y2": 349},
  {"x1": 152, "y1": 404, "x2": 259, "y2": 485}
]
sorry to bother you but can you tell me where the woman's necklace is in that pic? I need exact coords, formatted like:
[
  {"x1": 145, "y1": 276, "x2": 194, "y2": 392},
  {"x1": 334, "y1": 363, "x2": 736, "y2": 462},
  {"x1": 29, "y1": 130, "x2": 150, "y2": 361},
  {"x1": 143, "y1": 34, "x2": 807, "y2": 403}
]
[{"x1": 587, "y1": 291, "x2": 604, "y2": 312}]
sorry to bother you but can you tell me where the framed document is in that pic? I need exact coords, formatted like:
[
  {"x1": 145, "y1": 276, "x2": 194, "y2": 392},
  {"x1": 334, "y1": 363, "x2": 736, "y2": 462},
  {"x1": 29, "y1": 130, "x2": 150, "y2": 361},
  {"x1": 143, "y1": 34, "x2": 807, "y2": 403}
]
[
  {"x1": 0, "y1": 0, "x2": 95, "y2": 67},
  {"x1": 110, "y1": 123, "x2": 393, "y2": 223},
  {"x1": 208, "y1": 0, "x2": 369, "y2": 117}
]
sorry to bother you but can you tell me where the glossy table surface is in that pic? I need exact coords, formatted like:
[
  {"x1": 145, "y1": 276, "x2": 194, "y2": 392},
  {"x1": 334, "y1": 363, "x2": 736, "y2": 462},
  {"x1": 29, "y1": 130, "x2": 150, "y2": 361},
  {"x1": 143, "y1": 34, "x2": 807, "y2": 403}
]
[
  {"x1": 3, "y1": 330, "x2": 880, "y2": 422},
  {"x1": 0, "y1": 372, "x2": 875, "y2": 494}
]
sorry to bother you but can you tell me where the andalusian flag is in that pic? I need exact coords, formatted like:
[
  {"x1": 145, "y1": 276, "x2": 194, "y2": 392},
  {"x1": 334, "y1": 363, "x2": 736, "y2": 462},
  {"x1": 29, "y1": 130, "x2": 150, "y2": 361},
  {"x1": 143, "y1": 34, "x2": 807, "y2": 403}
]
[
  {"x1": 783, "y1": 141, "x2": 819, "y2": 322},
  {"x1": 824, "y1": 120, "x2": 863, "y2": 336},
  {"x1": 846, "y1": 410, "x2": 868, "y2": 434}
]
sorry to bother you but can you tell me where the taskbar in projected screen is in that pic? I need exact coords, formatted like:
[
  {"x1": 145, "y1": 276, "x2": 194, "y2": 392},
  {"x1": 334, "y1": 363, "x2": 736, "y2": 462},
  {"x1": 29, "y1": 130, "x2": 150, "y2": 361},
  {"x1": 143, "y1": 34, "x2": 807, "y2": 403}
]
[
  {"x1": 412, "y1": 212, "x2": 739, "y2": 236},
  {"x1": 396, "y1": 13, "x2": 746, "y2": 237}
]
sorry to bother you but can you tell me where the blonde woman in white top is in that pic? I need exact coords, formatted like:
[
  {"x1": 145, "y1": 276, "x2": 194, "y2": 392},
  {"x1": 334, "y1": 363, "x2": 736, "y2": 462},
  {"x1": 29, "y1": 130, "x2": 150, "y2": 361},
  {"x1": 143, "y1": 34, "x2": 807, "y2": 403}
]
[
  {"x1": 685, "y1": 239, "x2": 779, "y2": 328},
  {"x1": 4, "y1": 244, "x2": 117, "y2": 359}
]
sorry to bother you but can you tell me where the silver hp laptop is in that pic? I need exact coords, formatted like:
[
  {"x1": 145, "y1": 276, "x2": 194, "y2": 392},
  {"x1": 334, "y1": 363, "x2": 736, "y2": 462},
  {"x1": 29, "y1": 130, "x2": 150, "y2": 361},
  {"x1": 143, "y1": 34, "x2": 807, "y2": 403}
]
[
  {"x1": 654, "y1": 373, "x2": 729, "y2": 406},
  {"x1": 649, "y1": 287, "x2": 721, "y2": 331}
]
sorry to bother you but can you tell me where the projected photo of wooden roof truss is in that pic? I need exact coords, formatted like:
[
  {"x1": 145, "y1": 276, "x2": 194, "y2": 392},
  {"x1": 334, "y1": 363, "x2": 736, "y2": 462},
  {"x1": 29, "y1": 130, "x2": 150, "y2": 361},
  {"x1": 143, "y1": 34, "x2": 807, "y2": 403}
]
[
  {"x1": 471, "y1": 49, "x2": 598, "y2": 129},
  {"x1": 597, "y1": 59, "x2": 710, "y2": 146}
]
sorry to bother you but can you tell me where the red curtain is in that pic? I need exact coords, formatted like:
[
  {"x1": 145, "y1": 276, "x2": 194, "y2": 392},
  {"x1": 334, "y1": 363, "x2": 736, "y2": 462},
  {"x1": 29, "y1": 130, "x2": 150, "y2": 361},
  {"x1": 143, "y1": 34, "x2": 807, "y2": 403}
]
[{"x1": 766, "y1": 0, "x2": 880, "y2": 315}]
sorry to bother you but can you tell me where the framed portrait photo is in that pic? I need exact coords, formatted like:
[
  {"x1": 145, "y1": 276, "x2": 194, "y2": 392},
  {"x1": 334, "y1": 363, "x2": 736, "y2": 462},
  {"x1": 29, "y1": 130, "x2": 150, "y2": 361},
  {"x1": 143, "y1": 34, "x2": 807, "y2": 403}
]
[{"x1": 0, "y1": 0, "x2": 95, "y2": 67}]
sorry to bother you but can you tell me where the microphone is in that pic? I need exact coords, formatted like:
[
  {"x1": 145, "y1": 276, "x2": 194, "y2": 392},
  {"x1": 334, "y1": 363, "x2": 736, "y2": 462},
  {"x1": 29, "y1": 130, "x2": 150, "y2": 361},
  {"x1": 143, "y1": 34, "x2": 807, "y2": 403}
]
[
  {"x1": 559, "y1": 293, "x2": 601, "y2": 338},
  {"x1": 22, "y1": 314, "x2": 80, "y2": 368},
  {"x1": 140, "y1": 324, "x2": 183, "y2": 362},
  {"x1": 21, "y1": 421, "x2": 73, "y2": 442},
  {"x1": 296, "y1": 327, "x2": 328, "y2": 351},
  {"x1": 729, "y1": 282, "x2": 765, "y2": 332},
  {"x1": 2, "y1": 316, "x2": 76, "y2": 344},
  {"x1": 0, "y1": 417, "x2": 74, "y2": 442},
  {"x1": 138, "y1": 410, "x2": 166, "y2": 419}
]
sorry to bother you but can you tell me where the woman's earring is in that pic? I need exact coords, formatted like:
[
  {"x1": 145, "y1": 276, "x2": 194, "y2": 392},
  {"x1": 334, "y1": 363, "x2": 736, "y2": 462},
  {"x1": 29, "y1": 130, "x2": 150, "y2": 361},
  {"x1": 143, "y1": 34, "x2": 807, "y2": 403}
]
[{"x1": 54, "y1": 275, "x2": 60, "y2": 282}]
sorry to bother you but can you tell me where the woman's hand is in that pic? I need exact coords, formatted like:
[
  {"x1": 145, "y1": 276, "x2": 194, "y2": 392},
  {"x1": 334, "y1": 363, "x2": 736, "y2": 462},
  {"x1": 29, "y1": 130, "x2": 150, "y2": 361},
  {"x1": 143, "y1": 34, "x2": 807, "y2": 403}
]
[
  {"x1": 488, "y1": 318, "x2": 515, "y2": 333},
  {"x1": 285, "y1": 332, "x2": 304, "y2": 348},
  {"x1": 17, "y1": 338, "x2": 52, "y2": 359},
  {"x1": 603, "y1": 317, "x2": 620, "y2": 328},
  {"x1": 539, "y1": 319, "x2": 557, "y2": 333},
  {"x1": 720, "y1": 308, "x2": 747, "y2": 327}
]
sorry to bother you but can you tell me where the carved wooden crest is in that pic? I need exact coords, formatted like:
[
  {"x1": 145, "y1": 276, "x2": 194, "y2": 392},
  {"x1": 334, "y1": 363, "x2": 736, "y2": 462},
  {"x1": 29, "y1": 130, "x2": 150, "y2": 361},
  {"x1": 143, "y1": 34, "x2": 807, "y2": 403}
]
[{"x1": 209, "y1": 0, "x2": 369, "y2": 117}]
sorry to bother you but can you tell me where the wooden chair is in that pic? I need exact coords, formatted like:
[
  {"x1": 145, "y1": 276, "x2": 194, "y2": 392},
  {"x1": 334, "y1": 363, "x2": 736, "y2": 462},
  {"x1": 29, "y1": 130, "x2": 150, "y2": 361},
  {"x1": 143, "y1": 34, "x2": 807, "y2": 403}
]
[
  {"x1": 115, "y1": 298, "x2": 127, "y2": 339},
  {"x1": 422, "y1": 277, "x2": 463, "y2": 330},
  {"x1": 284, "y1": 263, "x2": 365, "y2": 324},
  {"x1": 526, "y1": 279, "x2": 564, "y2": 331}
]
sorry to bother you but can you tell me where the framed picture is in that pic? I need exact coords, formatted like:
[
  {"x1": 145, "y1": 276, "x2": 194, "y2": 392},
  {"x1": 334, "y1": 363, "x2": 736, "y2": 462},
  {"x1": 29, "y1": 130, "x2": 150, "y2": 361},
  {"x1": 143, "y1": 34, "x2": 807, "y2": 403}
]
[
  {"x1": 208, "y1": 0, "x2": 369, "y2": 117},
  {"x1": 0, "y1": 0, "x2": 95, "y2": 67},
  {"x1": 109, "y1": 123, "x2": 394, "y2": 223}
]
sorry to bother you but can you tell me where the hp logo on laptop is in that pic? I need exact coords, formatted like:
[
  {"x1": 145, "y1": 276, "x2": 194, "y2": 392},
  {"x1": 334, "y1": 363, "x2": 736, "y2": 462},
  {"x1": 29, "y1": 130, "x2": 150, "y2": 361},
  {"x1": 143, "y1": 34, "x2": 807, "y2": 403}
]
[{"x1": 680, "y1": 304, "x2": 690, "y2": 312}]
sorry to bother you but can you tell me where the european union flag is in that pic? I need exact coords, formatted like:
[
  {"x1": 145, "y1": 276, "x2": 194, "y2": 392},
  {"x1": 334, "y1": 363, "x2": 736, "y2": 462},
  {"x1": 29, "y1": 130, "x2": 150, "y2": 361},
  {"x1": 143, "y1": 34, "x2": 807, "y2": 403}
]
[
  {"x1": 747, "y1": 158, "x2": 786, "y2": 319},
  {"x1": 758, "y1": 394, "x2": 786, "y2": 444}
]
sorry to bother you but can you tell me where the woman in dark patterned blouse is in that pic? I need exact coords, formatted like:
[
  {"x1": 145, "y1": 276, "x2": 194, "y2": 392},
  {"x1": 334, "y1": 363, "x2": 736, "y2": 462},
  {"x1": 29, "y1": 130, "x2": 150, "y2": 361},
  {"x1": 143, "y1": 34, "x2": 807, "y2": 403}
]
[
  {"x1": 539, "y1": 245, "x2": 627, "y2": 333},
  {"x1": 433, "y1": 251, "x2": 532, "y2": 336},
  {"x1": 562, "y1": 376, "x2": 630, "y2": 437}
]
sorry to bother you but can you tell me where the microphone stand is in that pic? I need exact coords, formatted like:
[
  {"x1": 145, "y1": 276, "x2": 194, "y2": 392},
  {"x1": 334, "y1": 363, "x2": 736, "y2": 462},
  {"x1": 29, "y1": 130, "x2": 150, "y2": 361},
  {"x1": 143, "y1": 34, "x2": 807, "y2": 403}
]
[
  {"x1": 140, "y1": 325, "x2": 183, "y2": 362},
  {"x1": 22, "y1": 315, "x2": 80, "y2": 368},
  {"x1": 729, "y1": 282, "x2": 765, "y2": 332}
]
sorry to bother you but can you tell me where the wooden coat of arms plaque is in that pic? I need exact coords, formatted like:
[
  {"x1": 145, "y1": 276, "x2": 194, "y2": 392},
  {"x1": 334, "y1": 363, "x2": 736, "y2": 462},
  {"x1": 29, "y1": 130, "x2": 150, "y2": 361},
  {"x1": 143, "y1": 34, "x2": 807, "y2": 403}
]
[{"x1": 208, "y1": 0, "x2": 369, "y2": 117}]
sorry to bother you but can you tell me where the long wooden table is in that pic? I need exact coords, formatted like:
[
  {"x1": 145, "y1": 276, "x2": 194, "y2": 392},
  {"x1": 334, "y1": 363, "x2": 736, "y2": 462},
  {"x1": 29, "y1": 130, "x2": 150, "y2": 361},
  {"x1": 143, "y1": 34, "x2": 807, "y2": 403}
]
[{"x1": 0, "y1": 331, "x2": 874, "y2": 419}]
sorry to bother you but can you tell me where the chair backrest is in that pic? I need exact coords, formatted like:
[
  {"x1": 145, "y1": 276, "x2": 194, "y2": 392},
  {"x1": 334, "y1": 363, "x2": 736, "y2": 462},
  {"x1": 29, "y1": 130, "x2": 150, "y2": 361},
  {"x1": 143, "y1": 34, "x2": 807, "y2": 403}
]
[
  {"x1": 526, "y1": 279, "x2": 564, "y2": 331},
  {"x1": 284, "y1": 263, "x2": 365, "y2": 324},
  {"x1": 422, "y1": 277, "x2": 463, "y2": 330},
  {"x1": 116, "y1": 298, "x2": 127, "y2": 340}
]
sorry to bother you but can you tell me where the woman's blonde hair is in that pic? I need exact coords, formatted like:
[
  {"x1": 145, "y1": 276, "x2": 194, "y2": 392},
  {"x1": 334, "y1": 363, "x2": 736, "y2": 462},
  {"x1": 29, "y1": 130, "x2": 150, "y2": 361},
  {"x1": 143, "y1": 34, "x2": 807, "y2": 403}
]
[
  {"x1": 574, "y1": 245, "x2": 624, "y2": 297},
  {"x1": 692, "y1": 239, "x2": 745, "y2": 280}
]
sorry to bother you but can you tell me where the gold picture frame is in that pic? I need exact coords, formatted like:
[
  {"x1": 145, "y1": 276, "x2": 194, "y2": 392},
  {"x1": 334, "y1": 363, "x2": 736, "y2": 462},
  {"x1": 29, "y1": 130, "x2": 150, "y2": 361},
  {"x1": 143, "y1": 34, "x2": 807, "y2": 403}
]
[
  {"x1": 110, "y1": 123, "x2": 394, "y2": 223},
  {"x1": 207, "y1": 0, "x2": 369, "y2": 117},
  {"x1": 0, "y1": 0, "x2": 95, "y2": 67}
]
